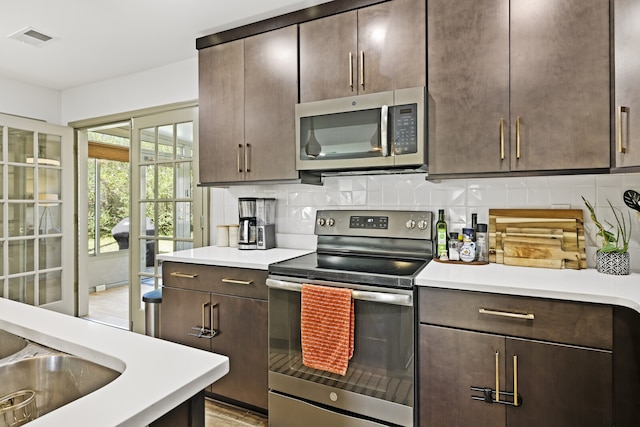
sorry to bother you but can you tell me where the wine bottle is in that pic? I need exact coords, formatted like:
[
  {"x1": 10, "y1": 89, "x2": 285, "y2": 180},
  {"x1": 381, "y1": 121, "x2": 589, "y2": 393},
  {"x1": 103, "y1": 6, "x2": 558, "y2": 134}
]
[{"x1": 436, "y1": 209, "x2": 448, "y2": 258}]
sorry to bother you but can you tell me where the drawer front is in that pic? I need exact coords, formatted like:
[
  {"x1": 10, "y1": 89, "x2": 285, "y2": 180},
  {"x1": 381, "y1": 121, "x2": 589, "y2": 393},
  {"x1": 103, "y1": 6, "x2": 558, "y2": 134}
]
[
  {"x1": 419, "y1": 287, "x2": 612, "y2": 350},
  {"x1": 163, "y1": 261, "x2": 268, "y2": 300}
]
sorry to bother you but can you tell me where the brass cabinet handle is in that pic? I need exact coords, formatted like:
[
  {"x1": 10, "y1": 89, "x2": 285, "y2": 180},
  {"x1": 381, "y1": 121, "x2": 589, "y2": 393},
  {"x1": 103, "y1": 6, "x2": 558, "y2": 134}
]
[
  {"x1": 245, "y1": 143, "x2": 251, "y2": 173},
  {"x1": 349, "y1": 52, "x2": 354, "y2": 89},
  {"x1": 360, "y1": 50, "x2": 365, "y2": 89},
  {"x1": 479, "y1": 308, "x2": 535, "y2": 320},
  {"x1": 170, "y1": 272, "x2": 198, "y2": 279},
  {"x1": 618, "y1": 106, "x2": 629, "y2": 154},
  {"x1": 189, "y1": 301, "x2": 217, "y2": 339},
  {"x1": 495, "y1": 351, "x2": 500, "y2": 403},
  {"x1": 515, "y1": 116, "x2": 521, "y2": 159},
  {"x1": 500, "y1": 118, "x2": 505, "y2": 160},
  {"x1": 237, "y1": 144, "x2": 243, "y2": 173},
  {"x1": 513, "y1": 354, "x2": 519, "y2": 406},
  {"x1": 221, "y1": 278, "x2": 254, "y2": 285}
]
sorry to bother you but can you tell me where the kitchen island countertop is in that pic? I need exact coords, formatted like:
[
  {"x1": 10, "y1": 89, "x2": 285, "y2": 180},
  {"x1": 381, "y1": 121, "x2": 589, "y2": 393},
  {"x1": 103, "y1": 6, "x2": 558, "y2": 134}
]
[
  {"x1": 0, "y1": 298, "x2": 229, "y2": 427},
  {"x1": 416, "y1": 262, "x2": 640, "y2": 313},
  {"x1": 157, "y1": 246, "x2": 313, "y2": 270}
]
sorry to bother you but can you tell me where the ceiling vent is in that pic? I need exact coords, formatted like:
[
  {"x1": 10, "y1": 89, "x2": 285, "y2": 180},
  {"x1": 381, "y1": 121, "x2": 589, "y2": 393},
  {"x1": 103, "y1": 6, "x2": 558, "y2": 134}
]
[{"x1": 7, "y1": 27, "x2": 55, "y2": 47}]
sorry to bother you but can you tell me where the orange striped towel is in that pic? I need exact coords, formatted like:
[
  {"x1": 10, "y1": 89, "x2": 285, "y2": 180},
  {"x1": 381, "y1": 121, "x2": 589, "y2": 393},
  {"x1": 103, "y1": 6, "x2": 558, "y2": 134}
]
[{"x1": 301, "y1": 283, "x2": 354, "y2": 376}]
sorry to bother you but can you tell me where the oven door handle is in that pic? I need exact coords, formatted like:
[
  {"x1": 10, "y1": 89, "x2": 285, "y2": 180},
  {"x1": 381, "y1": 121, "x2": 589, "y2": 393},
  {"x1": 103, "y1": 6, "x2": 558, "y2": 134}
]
[{"x1": 266, "y1": 278, "x2": 413, "y2": 307}]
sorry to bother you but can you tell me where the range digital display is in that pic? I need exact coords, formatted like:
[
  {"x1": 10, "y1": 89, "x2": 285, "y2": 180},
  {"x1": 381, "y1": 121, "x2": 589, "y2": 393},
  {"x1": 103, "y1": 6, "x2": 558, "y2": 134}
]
[{"x1": 349, "y1": 215, "x2": 389, "y2": 229}]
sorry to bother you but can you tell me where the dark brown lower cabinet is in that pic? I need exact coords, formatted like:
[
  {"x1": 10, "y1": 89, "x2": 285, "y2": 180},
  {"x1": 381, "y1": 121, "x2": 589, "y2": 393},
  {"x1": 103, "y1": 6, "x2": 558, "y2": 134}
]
[
  {"x1": 420, "y1": 325, "x2": 612, "y2": 427},
  {"x1": 418, "y1": 288, "x2": 613, "y2": 427},
  {"x1": 161, "y1": 262, "x2": 269, "y2": 412}
]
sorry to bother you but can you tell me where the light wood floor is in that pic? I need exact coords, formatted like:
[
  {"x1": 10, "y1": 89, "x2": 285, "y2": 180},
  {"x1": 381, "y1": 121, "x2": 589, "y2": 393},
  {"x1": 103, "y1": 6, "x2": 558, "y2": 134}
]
[
  {"x1": 84, "y1": 285, "x2": 269, "y2": 426},
  {"x1": 205, "y1": 399, "x2": 268, "y2": 426}
]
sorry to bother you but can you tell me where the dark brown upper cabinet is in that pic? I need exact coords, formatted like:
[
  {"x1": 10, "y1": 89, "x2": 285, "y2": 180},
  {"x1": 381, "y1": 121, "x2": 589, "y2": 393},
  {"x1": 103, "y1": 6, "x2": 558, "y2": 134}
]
[
  {"x1": 614, "y1": 0, "x2": 640, "y2": 171},
  {"x1": 428, "y1": 0, "x2": 610, "y2": 178},
  {"x1": 299, "y1": 0, "x2": 425, "y2": 103},
  {"x1": 198, "y1": 26, "x2": 298, "y2": 184}
]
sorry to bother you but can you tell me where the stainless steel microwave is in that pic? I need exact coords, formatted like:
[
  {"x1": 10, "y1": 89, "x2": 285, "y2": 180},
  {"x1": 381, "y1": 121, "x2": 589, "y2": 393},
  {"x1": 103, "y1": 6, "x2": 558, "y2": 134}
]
[{"x1": 295, "y1": 87, "x2": 426, "y2": 172}]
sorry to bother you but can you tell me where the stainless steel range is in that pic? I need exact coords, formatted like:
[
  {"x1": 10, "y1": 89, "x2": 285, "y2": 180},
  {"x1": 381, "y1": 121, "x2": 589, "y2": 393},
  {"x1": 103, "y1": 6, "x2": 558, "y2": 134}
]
[{"x1": 267, "y1": 209, "x2": 433, "y2": 426}]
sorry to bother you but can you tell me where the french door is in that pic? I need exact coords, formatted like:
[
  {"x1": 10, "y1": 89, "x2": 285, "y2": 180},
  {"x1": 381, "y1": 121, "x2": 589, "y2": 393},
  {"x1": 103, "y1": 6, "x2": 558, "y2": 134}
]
[
  {"x1": 130, "y1": 107, "x2": 207, "y2": 332},
  {"x1": 0, "y1": 113, "x2": 74, "y2": 315}
]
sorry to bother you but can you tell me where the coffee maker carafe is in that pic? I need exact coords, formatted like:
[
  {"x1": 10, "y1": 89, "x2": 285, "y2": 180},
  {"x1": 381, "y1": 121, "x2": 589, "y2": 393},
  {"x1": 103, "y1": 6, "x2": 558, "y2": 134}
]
[
  {"x1": 238, "y1": 197, "x2": 276, "y2": 250},
  {"x1": 238, "y1": 198, "x2": 257, "y2": 250}
]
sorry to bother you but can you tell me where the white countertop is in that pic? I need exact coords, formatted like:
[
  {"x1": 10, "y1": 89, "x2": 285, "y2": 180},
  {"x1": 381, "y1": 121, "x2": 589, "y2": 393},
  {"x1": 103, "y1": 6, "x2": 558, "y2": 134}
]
[
  {"x1": 0, "y1": 298, "x2": 229, "y2": 427},
  {"x1": 417, "y1": 262, "x2": 640, "y2": 313},
  {"x1": 157, "y1": 246, "x2": 313, "y2": 270}
]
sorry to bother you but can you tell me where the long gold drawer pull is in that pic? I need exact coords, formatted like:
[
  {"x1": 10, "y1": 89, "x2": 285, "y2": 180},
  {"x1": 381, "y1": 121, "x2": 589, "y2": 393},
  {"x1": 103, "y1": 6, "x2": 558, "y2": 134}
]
[
  {"x1": 500, "y1": 118, "x2": 505, "y2": 160},
  {"x1": 349, "y1": 52, "x2": 354, "y2": 89},
  {"x1": 360, "y1": 50, "x2": 365, "y2": 89},
  {"x1": 479, "y1": 308, "x2": 534, "y2": 320},
  {"x1": 170, "y1": 272, "x2": 198, "y2": 279},
  {"x1": 221, "y1": 278, "x2": 253, "y2": 285},
  {"x1": 237, "y1": 144, "x2": 243, "y2": 172},
  {"x1": 513, "y1": 354, "x2": 519, "y2": 406},
  {"x1": 189, "y1": 302, "x2": 217, "y2": 339},
  {"x1": 495, "y1": 351, "x2": 500, "y2": 403},
  {"x1": 515, "y1": 116, "x2": 521, "y2": 159},
  {"x1": 245, "y1": 143, "x2": 251, "y2": 173},
  {"x1": 618, "y1": 106, "x2": 629, "y2": 154}
]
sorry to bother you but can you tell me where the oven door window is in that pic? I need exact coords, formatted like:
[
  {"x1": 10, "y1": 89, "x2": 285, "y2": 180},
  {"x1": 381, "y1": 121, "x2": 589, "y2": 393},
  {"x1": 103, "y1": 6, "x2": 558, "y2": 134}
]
[{"x1": 269, "y1": 287, "x2": 414, "y2": 407}]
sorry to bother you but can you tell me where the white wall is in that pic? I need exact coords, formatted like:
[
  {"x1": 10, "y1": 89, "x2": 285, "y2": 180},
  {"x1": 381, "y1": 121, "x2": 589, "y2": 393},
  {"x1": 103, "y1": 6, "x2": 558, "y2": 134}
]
[
  {"x1": 212, "y1": 172, "x2": 640, "y2": 272},
  {"x1": 61, "y1": 58, "x2": 198, "y2": 124},
  {"x1": 0, "y1": 76, "x2": 62, "y2": 124},
  {"x1": 0, "y1": 58, "x2": 197, "y2": 126}
]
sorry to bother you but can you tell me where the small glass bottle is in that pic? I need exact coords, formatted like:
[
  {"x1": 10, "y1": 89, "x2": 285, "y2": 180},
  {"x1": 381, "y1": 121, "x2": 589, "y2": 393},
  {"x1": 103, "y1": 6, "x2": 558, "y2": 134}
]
[
  {"x1": 448, "y1": 232, "x2": 460, "y2": 261},
  {"x1": 476, "y1": 223, "x2": 489, "y2": 262},
  {"x1": 435, "y1": 209, "x2": 448, "y2": 258}
]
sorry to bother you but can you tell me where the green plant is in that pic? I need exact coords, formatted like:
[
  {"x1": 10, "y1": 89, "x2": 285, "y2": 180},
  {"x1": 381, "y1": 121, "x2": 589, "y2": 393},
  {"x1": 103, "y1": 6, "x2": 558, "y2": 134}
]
[{"x1": 582, "y1": 196, "x2": 632, "y2": 253}]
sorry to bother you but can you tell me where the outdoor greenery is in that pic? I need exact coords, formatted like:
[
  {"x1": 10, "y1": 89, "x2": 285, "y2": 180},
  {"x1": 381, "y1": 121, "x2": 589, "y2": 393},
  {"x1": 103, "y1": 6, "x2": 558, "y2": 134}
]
[{"x1": 88, "y1": 131, "x2": 177, "y2": 255}]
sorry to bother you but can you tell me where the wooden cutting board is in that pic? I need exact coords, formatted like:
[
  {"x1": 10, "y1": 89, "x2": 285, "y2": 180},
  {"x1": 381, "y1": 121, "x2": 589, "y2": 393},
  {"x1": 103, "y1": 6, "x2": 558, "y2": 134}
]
[{"x1": 489, "y1": 209, "x2": 586, "y2": 269}]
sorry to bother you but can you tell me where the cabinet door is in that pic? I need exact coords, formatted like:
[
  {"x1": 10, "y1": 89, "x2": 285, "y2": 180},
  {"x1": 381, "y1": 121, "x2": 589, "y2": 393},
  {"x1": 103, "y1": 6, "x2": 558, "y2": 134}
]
[
  {"x1": 160, "y1": 287, "x2": 212, "y2": 352},
  {"x1": 614, "y1": 0, "x2": 640, "y2": 168},
  {"x1": 510, "y1": 0, "x2": 610, "y2": 172},
  {"x1": 198, "y1": 39, "x2": 245, "y2": 184},
  {"x1": 357, "y1": 0, "x2": 426, "y2": 95},
  {"x1": 209, "y1": 293, "x2": 269, "y2": 410},
  {"x1": 427, "y1": 0, "x2": 510, "y2": 176},
  {"x1": 244, "y1": 25, "x2": 299, "y2": 182},
  {"x1": 505, "y1": 338, "x2": 612, "y2": 427},
  {"x1": 419, "y1": 325, "x2": 505, "y2": 427},
  {"x1": 299, "y1": 11, "x2": 358, "y2": 102}
]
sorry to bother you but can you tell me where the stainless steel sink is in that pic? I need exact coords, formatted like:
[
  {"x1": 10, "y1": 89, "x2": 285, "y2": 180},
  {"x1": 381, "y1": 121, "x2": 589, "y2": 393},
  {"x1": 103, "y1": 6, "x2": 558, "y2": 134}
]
[
  {"x1": 0, "y1": 354, "x2": 120, "y2": 419},
  {"x1": 0, "y1": 330, "x2": 28, "y2": 359}
]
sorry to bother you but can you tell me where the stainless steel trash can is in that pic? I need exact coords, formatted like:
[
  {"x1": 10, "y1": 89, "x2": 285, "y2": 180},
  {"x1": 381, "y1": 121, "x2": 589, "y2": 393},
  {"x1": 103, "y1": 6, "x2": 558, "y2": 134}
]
[{"x1": 142, "y1": 288, "x2": 162, "y2": 337}]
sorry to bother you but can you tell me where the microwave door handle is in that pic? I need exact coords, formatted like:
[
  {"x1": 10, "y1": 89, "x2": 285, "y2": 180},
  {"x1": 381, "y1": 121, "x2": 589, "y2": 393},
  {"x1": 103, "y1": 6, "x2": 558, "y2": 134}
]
[
  {"x1": 265, "y1": 278, "x2": 412, "y2": 307},
  {"x1": 380, "y1": 104, "x2": 389, "y2": 156}
]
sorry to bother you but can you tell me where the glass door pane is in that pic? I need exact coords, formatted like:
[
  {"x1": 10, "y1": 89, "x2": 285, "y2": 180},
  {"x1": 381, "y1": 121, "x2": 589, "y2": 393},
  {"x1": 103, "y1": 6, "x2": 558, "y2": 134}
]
[
  {"x1": 129, "y1": 107, "x2": 206, "y2": 333},
  {"x1": 0, "y1": 114, "x2": 73, "y2": 314}
]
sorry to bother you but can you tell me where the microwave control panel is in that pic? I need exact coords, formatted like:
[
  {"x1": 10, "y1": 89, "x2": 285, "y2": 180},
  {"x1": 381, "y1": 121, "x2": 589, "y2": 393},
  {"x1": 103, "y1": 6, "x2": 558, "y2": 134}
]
[{"x1": 391, "y1": 103, "x2": 418, "y2": 155}]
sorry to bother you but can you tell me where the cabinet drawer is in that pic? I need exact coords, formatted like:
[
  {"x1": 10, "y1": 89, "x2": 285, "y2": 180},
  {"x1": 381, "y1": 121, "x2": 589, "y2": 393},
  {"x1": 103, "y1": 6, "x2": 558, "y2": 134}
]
[
  {"x1": 419, "y1": 287, "x2": 612, "y2": 350},
  {"x1": 163, "y1": 261, "x2": 268, "y2": 300}
]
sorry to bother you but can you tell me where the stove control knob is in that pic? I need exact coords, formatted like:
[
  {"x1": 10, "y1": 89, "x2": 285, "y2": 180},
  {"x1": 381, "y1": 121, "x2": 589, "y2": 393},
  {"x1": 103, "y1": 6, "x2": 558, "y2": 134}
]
[
  {"x1": 405, "y1": 219, "x2": 416, "y2": 229},
  {"x1": 317, "y1": 218, "x2": 326, "y2": 227},
  {"x1": 327, "y1": 218, "x2": 335, "y2": 226},
  {"x1": 417, "y1": 219, "x2": 429, "y2": 230},
  {"x1": 329, "y1": 392, "x2": 338, "y2": 402}
]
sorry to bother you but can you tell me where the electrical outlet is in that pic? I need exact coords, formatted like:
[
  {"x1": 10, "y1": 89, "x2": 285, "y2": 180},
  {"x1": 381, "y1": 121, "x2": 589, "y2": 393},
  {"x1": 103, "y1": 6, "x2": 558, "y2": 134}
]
[{"x1": 96, "y1": 284, "x2": 106, "y2": 292}]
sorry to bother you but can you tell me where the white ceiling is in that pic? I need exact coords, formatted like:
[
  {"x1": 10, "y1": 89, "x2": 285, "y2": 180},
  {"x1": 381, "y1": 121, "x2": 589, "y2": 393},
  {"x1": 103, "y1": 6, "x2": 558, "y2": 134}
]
[{"x1": 0, "y1": 0, "x2": 332, "y2": 91}]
